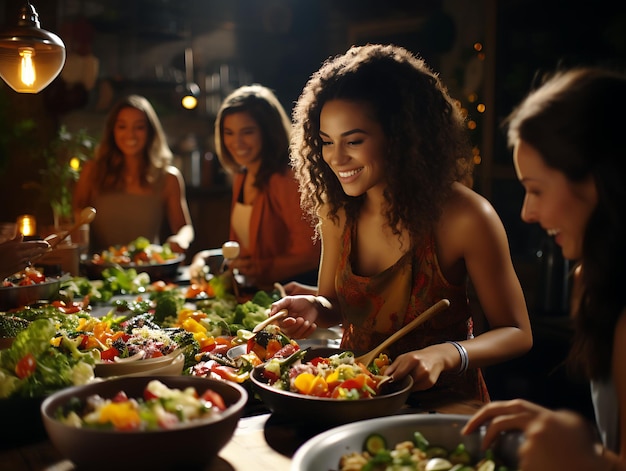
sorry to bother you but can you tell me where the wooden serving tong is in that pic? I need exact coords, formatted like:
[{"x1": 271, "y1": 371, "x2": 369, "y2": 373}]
[{"x1": 31, "y1": 207, "x2": 96, "y2": 263}]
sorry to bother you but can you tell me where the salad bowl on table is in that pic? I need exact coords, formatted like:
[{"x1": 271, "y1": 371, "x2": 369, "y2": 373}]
[
  {"x1": 81, "y1": 252, "x2": 185, "y2": 281},
  {"x1": 250, "y1": 346, "x2": 413, "y2": 426},
  {"x1": 0, "y1": 276, "x2": 61, "y2": 311},
  {"x1": 41, "y1": 375, "x2": 248, "y2": 470}
]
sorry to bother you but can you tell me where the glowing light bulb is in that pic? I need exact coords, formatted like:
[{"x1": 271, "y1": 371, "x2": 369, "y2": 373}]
[
  {"x1": 19, "y1": 47, "x2": 35, "y2": 86},
  {"x1": 181, "y1": 95, "x2": 198, "y2": 110}
]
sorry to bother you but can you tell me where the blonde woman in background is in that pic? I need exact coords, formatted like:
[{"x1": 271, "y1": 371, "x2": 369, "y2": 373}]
[{"x1": 73, "y1": 94, "x2": 193, "y2": 253}]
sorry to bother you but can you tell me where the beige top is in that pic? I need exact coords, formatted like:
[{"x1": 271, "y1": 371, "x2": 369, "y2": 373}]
[
  {"x1": 231, "y1": 202, "x2": 253, "y2": 250},
  {"x1": 90, "y1": 192, "x2": 164, "y2": 251}
]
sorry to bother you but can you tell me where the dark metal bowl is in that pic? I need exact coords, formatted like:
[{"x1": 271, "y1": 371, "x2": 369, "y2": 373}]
[
  {"x1": 250, "y1": 347, "x2": 413, "y2": 426},
  {"x1": 80, "y1": 253, "x2": 185, "y2": 281},
  {"x1": 0, "y1": 277, "x2": 61, "y2": 311},
  {"x1": 41, "y1": 375, "x2": 247, "y2": 469},
  {"x1": 291, "y1": 413, "x2": 523, "y2": 471}
]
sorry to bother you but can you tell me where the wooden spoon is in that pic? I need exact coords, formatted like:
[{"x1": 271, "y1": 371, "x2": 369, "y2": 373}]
[
  {"x1": 252, "y1": 309, "x2": 288, "y2": 333},
  {"x1": 355, "y1": 298, "x2": 451, "y2": 367},
  {"x1": 45, "y1": 207, "x2": 97, "y2": 250}
]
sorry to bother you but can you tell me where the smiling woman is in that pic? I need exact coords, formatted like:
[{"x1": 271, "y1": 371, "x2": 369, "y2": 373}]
[
  {"x1": 270, "y1": 43, "x2": 532, "y2": 405},
  {"x1": 189, "y1": 84, "x2": 320, "y2": 292},
  {"x1": 72, "y1": 95, "x2": 194, "y2": 254}
]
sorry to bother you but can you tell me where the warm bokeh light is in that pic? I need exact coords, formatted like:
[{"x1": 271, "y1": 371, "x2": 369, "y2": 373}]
[
  {"x1": 473, "y1": 42, "x2": 483, "y2": 52},
  {"x1": 467, "y1": 92, "x2": 478, "y2": 103},
  {"x1": 467, "y1": 120, "x2": 477, "y2": 130},
  {"x1": 477, "y1": 52, "x2": 485, "y2": 61},
  {"x1": 16, "y1": 214, "x2": 36, "y2": 236},
  {"x1": 476, "y1": 103, "x2": 486, "y2": 113},
  {"x1": 181, "y1": 95, "x2": 198, "y2": 110},
  {"x1": 472, "y1": 146, "x2": 481, "y2": 165},
  {"x1": 69, "y1": 156, "x2": 81, "y2": 171}
]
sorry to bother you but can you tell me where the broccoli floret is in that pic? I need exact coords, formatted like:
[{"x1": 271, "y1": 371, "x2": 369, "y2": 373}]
[
  {"x1": 151, "y1": 291, "x2": 183, "y2": 325},
  {"x1": 0, "y1": 314, "x2": 30, "y2": 338},
  {"x1": 251, "y1": 290, "x2": 279, "y2": 308}
]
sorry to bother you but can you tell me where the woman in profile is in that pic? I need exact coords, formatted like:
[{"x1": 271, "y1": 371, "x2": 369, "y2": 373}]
[{"x1": 73, "y1": 94, "x2": 193, "y2": 253}]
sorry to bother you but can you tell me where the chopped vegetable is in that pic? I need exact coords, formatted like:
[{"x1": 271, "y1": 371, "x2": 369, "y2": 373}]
[{"x1": 364, "y1": 433, "x2": 387, "y2": 455}]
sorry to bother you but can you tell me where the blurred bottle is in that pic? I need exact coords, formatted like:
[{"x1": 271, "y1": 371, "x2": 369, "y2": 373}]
[{"x1": 536, "y1": 235, "x2": 571, "y2": 316}]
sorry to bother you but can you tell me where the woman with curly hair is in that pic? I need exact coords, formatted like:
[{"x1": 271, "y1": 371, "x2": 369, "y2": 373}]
[
  {"x1": 463, "y1": 67, "x2": 626, "y2": 470},
  {"x1": 73, "y1": 94, "x2": 193, "y2": 253},
  {"x1": 190, "y1": 84, "x2": 320, "y2": 290},
  {"x1": 270, "y1": 44, "x2": 532, "y2": 402}
]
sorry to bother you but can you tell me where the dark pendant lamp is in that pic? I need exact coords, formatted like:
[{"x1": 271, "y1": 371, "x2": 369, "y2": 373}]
[{"x1": 0, "y1": 1, "x2": 66, "y2": 94}]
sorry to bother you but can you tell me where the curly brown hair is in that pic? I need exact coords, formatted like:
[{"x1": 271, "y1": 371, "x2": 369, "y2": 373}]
[
  {"x1": 214, "y1": 84, "x2": 291, "y2": 189},
  {"x1": 290, "y1": 44, "x2": 473, "y2": 241},
  {"x1": 92, "y1": 94, "x2": 172, "y2": 191}
]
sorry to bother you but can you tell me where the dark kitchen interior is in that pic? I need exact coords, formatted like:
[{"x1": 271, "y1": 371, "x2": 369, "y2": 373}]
[{"x1": 1, "y1": 0, "x2": 625, "y2": 420}]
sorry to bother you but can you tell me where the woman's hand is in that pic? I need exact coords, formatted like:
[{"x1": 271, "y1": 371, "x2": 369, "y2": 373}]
[
  {"x1": 0, "y1": 236, "x2": 50, "y2": 280},
  {"x1": 283, "y1": 281, "x2": 317, "y2": 296},
  {"x1": 384, "y1": 345, "x2": 447, "y2": 391},
  {"x1": 229, "y1": 255, "x2": 261, "y2": 286},
  {"x1": 269, "y1": 295, "x2": 323, "y2": 339},
  {"x1": 462, "y1": 399, "x2": 603, "y2": 471}
]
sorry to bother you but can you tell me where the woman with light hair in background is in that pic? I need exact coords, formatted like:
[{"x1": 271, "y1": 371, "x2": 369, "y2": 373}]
[{"x1": 73, "y1": 94, "x2": 193, "y2": 254}]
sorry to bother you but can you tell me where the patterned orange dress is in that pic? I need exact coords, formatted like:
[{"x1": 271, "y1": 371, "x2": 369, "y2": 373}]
[{"x1": 337, "y1": 220, "x2": 490, "y2": 403}]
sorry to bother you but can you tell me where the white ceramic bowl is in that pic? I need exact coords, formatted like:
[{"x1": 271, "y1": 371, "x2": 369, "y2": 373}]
[{"x1": 94, "y1": 348, "x2": 183, "y2": 377}]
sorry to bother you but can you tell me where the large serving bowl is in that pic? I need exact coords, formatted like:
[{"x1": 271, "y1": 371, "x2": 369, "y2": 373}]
[
  {"x1": 0, "y1": 277, "x2": 61, "y2": 311},
  {"x1": 291, "y1": 413, "x2": 522, "y2": 471},
  {"x1": 41, "y1": 375, "x2": 248, "y2": 469},
  {"x1": 250, "y1": 347, "x2": 413, "y2": 425},
  {"x1": 81, "y1": 253, "x2": 185, "y2": 281}
]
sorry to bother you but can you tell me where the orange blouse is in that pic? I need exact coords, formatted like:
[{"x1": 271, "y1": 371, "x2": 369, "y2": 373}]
[{"x1": 229, "y1": 169, "x2": 320, "y2": 289}]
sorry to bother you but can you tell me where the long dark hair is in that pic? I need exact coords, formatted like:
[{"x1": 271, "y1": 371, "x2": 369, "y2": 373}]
[
  {"x1": 214, "y1": 84, "x2": 291, "y2": 189},
  {"x1": 290, "y1": 43, "x2": 473, "y2": 241},
  {"x1": 505, "y1": 67, "x2": 626, "y2": 381}
]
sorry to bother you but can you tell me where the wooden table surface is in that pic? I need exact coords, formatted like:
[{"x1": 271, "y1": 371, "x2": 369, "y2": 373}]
[{"x1": 0, "y1": 396, "x2": 483, "y2": 471}]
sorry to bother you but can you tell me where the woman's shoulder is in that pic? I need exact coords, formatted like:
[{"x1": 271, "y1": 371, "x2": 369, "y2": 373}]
[
  {"x1": 268, "y1": 167, "x2": 297, "y2": 184},
  {"x1": 265, "y1": 168, "x2": 299, "y2": 194},
  {"x1": 437, "y1": 182, "x2": 503, "y2": 242},
  {"x1": 445, "y1": 182, "x2": 498, "y2": 220},
  {"x1": 165, "y1": 165, "x2": 183, "y2": 177}
]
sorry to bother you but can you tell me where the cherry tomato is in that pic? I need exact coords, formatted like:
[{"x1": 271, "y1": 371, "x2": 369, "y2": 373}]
[
  {"x1": 201, "y1": 389, "x2": 226, "y2": 411},
  {"x1": 25, "y1": 269, "x2": 46, "y2": 283},
  {"x1": 51, "y1": 300, "x2": 81, "y2": 314},
  {"x1": 100, "y1": 347, "x2": 120, "y2": 362},
  {"x1": 15, "y1": 353, "x2": 36, "y2": 379},
  {"x1": 113, "y1": 391, "x2": 129, "y2": 403}
]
